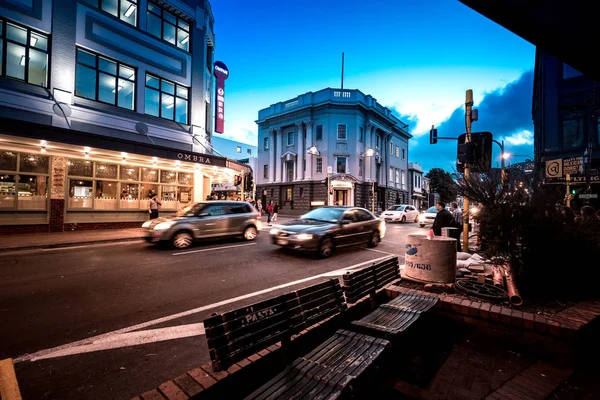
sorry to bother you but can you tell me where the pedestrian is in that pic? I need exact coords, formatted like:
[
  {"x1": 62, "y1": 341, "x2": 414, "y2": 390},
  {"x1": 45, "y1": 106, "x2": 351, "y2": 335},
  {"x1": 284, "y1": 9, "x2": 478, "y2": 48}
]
[
  {"x1": 148, "y1": 193, "x2": 161, "y2": 219},
  {"x1": 266, "y1": 201, "x2": 274, "y2": 223},
  {"x1": 431, "y1": 201, "x2": 454, "y2": 236},
  {"x1": 273, "y1": 202, "x2": 279, "y2": 222},
  {"x1": 450, "y1": 202, "x2": 463, "y2": 251}
]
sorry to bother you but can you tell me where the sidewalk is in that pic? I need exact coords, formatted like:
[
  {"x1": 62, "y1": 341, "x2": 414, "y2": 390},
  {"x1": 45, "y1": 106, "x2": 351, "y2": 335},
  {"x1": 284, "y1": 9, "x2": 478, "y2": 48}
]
[{"x1": 0, "y1": 216, "x2": 298, "y2": 252}]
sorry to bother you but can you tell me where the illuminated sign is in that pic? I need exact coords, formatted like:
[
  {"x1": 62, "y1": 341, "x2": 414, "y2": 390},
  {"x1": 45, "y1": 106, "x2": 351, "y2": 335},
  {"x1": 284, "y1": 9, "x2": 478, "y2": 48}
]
[{"x1": 214, "y1": 61, "x2": 229, "y2": 134}]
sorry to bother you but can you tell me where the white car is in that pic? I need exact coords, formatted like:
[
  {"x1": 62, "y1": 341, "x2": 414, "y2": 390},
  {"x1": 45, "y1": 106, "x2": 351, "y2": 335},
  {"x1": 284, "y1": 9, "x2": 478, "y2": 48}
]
[
  {"x1": 380, "y1": 204, "x2": 419, "y2": 223},
  {"x1": 418, "y1": 206, "x2": 439, "y2": 228}
]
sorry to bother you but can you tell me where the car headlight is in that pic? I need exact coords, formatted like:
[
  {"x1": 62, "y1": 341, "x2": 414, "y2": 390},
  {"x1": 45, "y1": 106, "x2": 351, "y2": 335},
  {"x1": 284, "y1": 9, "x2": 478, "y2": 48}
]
[
  {"x1": 296, "y1": 233, "x2": 313, "y2": 240},
  {"x1": 142, "y1": 220, "x2": 152, "y2": 228},
  {"x1": 154, "y1": 221, "x2": 174, "y2": 230},
  {"x1": 269, "y1": 228, "x2": 280, "y2": 235}
]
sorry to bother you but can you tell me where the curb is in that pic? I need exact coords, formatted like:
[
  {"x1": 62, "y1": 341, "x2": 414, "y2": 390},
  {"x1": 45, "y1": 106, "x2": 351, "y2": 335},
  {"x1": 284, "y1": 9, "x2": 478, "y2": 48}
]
[{"x1": 0, "y1": 236, "x2": 145, "y2": 253}]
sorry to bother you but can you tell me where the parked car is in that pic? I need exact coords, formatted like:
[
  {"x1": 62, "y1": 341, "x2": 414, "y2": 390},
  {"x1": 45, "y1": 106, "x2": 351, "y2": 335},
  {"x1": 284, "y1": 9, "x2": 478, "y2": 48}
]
[
  {"x1": 270, "y1": 206, "x2": 386, "y2": 258},
  {"x1": 380, "y1": 204, "x2": 419, "y2": 223},
  {"x1": 418, "y1": 206, "x2": 439, "y2": 228},
  {"x1": 143, "y1": 201, "x2": 261, "y2": 249}
]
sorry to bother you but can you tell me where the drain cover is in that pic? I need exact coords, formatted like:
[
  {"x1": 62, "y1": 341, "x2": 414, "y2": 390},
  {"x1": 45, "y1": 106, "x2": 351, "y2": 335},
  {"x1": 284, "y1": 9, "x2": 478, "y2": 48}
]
[{"x1": 455, "y1": 279, "x2": 508, "y2": 301}]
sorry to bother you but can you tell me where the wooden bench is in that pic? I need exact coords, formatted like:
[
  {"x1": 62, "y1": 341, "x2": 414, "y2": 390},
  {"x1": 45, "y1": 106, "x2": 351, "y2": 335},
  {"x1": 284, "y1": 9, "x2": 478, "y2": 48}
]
[
  {"x1": 203, "y1": 278, "x2": 346, "y2": 372},
  {"x1": 342, "y1": 255, "x2": 401, "y2": 304},
  {"x1": 246, "y1": 329, "x2": 391, "y2": 400}
]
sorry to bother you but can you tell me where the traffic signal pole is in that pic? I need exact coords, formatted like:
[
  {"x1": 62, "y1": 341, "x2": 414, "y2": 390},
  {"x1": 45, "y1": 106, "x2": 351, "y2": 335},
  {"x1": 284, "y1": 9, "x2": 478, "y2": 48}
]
[{"x1": 463, "y1": 90, "x2": 473, "y2": 252}]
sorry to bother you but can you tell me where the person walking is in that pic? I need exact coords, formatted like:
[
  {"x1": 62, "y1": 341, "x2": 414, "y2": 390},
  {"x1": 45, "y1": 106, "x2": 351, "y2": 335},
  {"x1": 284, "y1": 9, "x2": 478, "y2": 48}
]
[
  {"x1": 273, "y1": 202, "x2": 279, "y2": 222},
  {"x1": 148, "y1": 193, "x2": 161, "y2": 219},
  {"x1": 431, "y1": 201, "x2": 454, "y2": 236},
  {"x1": 266, "y1": 201, "x2": 274, "y2": 224},
  {"x1": 450, "y1": 202, "x2": 464, "y2": 251}
]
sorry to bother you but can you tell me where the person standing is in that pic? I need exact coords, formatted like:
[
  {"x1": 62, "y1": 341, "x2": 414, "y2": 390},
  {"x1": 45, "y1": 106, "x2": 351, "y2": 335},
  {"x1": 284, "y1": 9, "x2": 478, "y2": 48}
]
[
  {"x1": 148, "y1": 193, "x2": 161, "y2": 219},
  {"x1": 431, "y1": 201, "x2": 454, "y2": 236},
  {"x1": 266, "y1": 201, "x2": 274, "y2": 223},
  {"x1": 273, "y1": 202, "x2": 279, "y2": 222},
  {"x1": 450, "y1": 202, "x2": 464, "y2": 251}
]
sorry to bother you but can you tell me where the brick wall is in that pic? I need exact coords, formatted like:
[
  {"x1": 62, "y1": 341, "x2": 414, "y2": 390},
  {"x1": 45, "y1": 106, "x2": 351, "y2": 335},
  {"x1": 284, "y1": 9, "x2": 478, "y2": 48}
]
[{"x1": 49, "y1": 199, "x2": 65, "y2": 232}]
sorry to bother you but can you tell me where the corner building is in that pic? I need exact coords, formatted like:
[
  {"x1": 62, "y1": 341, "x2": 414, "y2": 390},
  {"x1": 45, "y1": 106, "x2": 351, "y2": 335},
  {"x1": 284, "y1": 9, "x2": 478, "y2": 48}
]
[
  {"x1": 0, "y1": 0, "x2": 248, "y2": 233},
  {"x1": 256, "y1": 88, "x2": 411, "y2": 216}
]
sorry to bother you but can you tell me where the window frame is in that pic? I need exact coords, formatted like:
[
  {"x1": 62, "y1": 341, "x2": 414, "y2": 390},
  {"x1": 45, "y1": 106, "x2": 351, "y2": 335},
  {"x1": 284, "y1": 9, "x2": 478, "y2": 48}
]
[
  {"x1": 287, "y1": 131, "x2": 294, "y2": 146},
  {"x1": 0, "y1": 19, "x2": 50, "y2": 88},
  {"x1": 75, "y1": 48, "x2": 137, "y2": 111},
  {"x1": 146, "y1": 1, "x2": 190, "y2": 51},
  {"x1": 263, "y1": 165, "x2": 268, "y2": 179},
  {"x1": 337, "y1": 124, "x2": 347, "y2": 140},
  {"x1": 335, "y1": 156, "x2": 347, "y2": 174},
  {"x1": 316, "y1": 157, "x2": 323, "y2": 174},
  {"x1": 0, "y1": 150, "x2": 50, "y2": 211},
  {"x1": 82, "y1": 0, "x2": 138, "y2": 27},
  {"x1": 144, "y1": 73, "x2": 189, "y2": 124}
]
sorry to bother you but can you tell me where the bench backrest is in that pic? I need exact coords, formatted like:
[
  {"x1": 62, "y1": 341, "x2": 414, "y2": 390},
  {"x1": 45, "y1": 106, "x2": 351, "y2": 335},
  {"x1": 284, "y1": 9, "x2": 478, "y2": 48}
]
[
  {"x1": 203, "y1": 278, "x2": 346, "y2": 371},
  {"x1": 342, "y1": 255, "x2": 400, "y2": 303}
]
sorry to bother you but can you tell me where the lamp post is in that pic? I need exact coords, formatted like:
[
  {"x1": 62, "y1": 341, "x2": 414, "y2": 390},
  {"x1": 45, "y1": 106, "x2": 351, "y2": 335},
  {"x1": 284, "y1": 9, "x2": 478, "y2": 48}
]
[
  {"x1": 493, "y1": 139, "x2": 505, "y2": 186},
  {"x1": 362, "y1": 147, "x2": 376, "y2": 213}
]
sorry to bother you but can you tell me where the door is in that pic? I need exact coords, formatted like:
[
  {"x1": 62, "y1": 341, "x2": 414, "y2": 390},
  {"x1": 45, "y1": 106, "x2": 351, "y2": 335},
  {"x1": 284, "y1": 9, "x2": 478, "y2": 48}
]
[
  {"x1": 196, "y1": 203, "x2": 229, "y2": 237},
  {"x1": 334, "y1": 189, "x2": 348, "y2": 206},
  {"x1": 405, "y1": 205, "x2": 418, "y2": 221},
  {"x1": 336, "y1": 210, "x2": 364, "y2": 246},
  {"x1": 226, "y1": 203, "x2": 252, "y2": 235},
  {"x1": 355, "y1": 209, "x2": 377, "y2": 242}
]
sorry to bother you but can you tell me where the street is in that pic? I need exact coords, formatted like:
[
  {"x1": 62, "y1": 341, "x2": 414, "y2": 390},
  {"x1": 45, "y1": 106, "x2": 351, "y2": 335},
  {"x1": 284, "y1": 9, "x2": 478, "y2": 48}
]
[{"x1": 0, "y1": 222, "x2": 424, "y2": 400}]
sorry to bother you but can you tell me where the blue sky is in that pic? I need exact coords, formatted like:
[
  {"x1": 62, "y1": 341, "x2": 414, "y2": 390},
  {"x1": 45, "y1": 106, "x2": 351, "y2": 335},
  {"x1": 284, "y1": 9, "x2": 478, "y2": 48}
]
[{"x1": 210, "y1": 0, "x2": 536, "y2": 173}]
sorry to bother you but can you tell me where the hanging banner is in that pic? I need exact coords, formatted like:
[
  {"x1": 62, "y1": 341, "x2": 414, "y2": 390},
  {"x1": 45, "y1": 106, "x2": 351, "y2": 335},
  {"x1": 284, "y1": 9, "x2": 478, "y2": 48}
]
[{"x1": 214, "y1": 61, "x2": 229, "y2": 134}]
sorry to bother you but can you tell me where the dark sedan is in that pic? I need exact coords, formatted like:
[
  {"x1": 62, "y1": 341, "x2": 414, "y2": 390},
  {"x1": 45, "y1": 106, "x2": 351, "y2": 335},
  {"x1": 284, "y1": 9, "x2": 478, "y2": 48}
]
[{"x1": 269, "y1": 206, "x2": 386, "y2": 258}]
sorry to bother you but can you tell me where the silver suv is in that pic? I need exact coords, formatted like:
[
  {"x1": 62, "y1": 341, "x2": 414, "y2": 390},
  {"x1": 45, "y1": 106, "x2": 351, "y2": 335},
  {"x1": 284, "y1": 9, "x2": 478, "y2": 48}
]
[{"x1": 143, "y1": 201, "x2": 261, "y2": 249}]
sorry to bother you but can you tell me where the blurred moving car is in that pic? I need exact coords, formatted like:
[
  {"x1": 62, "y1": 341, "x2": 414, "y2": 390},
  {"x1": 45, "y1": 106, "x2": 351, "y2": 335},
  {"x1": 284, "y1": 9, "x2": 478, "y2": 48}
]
[
  {"x1": 380, "y1": 204, "x2": 419, "y2": 223},
  {"x1": 270, "y1": 206, "x2": 386, "y2": 258},
  {"x1": 143, "y1": 201, "x2": 261, "y2": 249},
  {"x1": 418, "y1": 206, "x2": 439, "y2": 228}
]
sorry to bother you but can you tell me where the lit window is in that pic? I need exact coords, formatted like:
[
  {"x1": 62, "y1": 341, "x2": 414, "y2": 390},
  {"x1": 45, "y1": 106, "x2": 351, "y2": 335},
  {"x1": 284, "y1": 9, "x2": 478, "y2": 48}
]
[
  {"x1": 75, "y1": 48, "x2": 136, "y2": 110},
  {"x1": 147, "y1": 2, "x2": 190, "y2": 51},
  {"x1": 145, "y1": 73, "x2": 188, "y2": 124},
  {"x1": 0, "y1": 20, "x2": 49, "y2": 87},
  {"x1": 82, "y1": 0, "x2": 138, "y2": 26}
]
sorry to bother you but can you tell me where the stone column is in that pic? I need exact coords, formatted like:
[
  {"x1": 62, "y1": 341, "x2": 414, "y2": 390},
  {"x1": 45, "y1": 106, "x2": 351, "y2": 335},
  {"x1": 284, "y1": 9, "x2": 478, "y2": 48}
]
[
  {"x1": 50, "y1": 156, "x2": 67, "y2": 232},
  {"x1": 270, "y1": 129, "x2": 276, "y2": 182},
  {"x1": 304, "y1": 120, "x2": 313, "y2": 180},
  {"x1": 295, "y1": 123, "x2": 304, "y2": 181},
  {"x1": 275, "y1": 127, "x2": 283, "y2": 182}
]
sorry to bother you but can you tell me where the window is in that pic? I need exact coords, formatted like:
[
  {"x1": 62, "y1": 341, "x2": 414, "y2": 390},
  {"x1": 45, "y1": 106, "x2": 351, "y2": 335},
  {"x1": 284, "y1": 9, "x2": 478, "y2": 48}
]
[
  {"x1": 401, "y1": 170, "x2": 406, "y2": 187},
  {"x1": 82, "y1": 0, "x2": 137, "y2": 26},
  {"x1": 376, "y1": 135, "x2": 380, "y2": 148},
  {"x1": 0, "y1": 151, "x2": 49, "y2": 210},
  {"x1": 287, "y1": 131, "x2": 294, "y2": 146},
  {"x1": 358, "y1": 159, "x2": 363, "y2": 176},
  {"x1": 359, "y1": 127, "x2": 364, "y2": 142},
  {"x1": 286, "y1": 188, "x2": 293, "y2": 201},
  {"x1": 264, "y1": 137, "x2": 269, "y2": 150},
  {"x1": 316, "y1": 157, "x2": 322, "y2": 173},
  {"x1": 389, "y1": 142, "x2": 393, "y2": 155},
  {"x1": 402, "y1": 148, "x2": 405, "y2": 160},
  {"x1": 337, "y1": 124, "x2": 347, "y2": 140},
  {"x1": 336, "y1": 157, "x2": 347, "y2": 173},
  {"x1": 145, "y1": 74, "x2": 188, "y2": 124},
  {"x1": 396, "y1": 146, "x2": 400, "y2": 158},
  {"x1": 396, "y1": 169, "x2": 400, "y2": 185},
  {"x1": 563, "y1": 63, "x2": 583, "y2": 79},
  {"x1": 147, "y1": 2, "x2": 189, "y2": 51},
  {"x1": 316, "y1": 125, "x2": 323, "y2": 140},
  {"x1": 1, "y1": 20, "x2": 49, "y2": 87},
  {"x1": 356, "y1": 209, "x2": 374, "y2": 221},
  {"x1": 75, "y1": 49, "x2": 136, "y2": 110},
  {"x1": 236, "y1": 146, "x2": 241, "y2": 153},
  {"x1": 206, "y1": 43, "x2": 213, "y2": 70},
  {"x1": 263, "y1": 165, "x2": 268, "y2": 179},
  {"x1": 389, "y1": 167, "x2": 393, "y2": 182},
  {"x1": 561, "y1": 110, "x2": 585, "y2": 149},
  {"x1": 247, "y1": 148, "x2": 251, "y2": 155}
]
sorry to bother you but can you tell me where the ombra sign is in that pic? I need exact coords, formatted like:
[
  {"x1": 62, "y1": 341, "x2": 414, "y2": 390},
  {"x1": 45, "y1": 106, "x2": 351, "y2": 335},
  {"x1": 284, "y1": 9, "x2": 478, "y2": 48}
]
[{"x1": 214, "y1": 61, "x2": 229, "y2": 134}]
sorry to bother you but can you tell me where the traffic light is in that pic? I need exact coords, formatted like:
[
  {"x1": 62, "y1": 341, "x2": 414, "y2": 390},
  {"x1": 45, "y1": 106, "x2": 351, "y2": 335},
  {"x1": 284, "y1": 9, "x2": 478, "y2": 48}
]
[
  {"x1": 456, "y1": 132, "x2": 493, "y2": 173},
  {"x1": 244, "y1": 173, "x2": 254, "y2": 192},
  {"x1": 234, "y1": 175, "x2": 241, "y2": 186},
  {"x1": 429, "y1": 128, "x2": 438, "y2": 145}
]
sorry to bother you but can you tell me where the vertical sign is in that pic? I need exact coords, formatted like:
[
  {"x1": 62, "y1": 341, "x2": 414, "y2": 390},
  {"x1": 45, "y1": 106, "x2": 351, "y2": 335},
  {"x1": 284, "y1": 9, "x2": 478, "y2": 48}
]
[{"x1": 213, "y1": 61, "x2": 229, "y2": 134}]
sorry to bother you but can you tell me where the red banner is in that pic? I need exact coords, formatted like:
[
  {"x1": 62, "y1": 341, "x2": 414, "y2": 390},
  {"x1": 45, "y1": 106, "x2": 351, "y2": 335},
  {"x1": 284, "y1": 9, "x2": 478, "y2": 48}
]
[{"x1": 214, "y1": 61, "x2": 229, "y2": 133}]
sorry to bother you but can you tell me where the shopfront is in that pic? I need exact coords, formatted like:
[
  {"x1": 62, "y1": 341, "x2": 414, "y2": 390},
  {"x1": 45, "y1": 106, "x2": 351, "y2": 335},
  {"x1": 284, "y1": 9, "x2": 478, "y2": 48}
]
[{"x1": 0, "y1": 128, "x2": 249, "y2": 233}]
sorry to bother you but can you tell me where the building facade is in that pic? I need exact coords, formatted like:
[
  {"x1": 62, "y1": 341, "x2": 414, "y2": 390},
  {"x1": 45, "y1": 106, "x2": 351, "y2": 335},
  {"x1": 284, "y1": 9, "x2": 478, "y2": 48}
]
[
  {"x1": 256, "y1": 88, "x2": 411, "y2": 216},
  {"x1": 0, "y1": 0, "x2": 249, "y2": 233},
  {"x1": 210, "y1": 136, "x2": 257, "y2": 198},
  {"x1": 408, "y1": 162, "x2": 426, "y2": 210},
  {"x1": 532, "y1": 49, "x2": 599, "y2": 209}
]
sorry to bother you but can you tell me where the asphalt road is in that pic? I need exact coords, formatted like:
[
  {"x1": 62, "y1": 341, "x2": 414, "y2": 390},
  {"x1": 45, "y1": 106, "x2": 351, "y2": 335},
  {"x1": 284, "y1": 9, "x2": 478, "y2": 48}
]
[{"x1": 0, "y1": 222, "x2": 425, "y2": 400}]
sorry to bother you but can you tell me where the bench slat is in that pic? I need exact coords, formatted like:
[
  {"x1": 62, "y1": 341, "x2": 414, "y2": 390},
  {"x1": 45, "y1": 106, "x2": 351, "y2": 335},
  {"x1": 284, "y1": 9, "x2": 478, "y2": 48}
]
[{"x1": 342, "y1": 255, "x2": 400, "y2": 303}]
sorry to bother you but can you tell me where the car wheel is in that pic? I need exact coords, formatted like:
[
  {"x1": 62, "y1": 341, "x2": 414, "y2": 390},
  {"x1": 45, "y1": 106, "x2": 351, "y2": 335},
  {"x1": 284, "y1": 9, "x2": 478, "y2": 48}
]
[
  {"x1": 243, "y1": 226, "x2": 257, "y2": 241},
  {"x1": 401, "y1": 216, "x2": 406, "y2": 223},
  {"x1": 319, "y1": 237, "x2": 334, "y2": 258},
  {"x1": 172, "y1": 231, "x2": 193, "y2": 249},
  {"x1": 368, "y1": 231, "x2": 380, "y2": 248}
]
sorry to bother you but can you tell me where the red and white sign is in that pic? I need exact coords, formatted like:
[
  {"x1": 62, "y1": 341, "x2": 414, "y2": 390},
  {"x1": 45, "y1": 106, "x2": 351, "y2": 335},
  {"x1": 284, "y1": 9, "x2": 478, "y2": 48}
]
[{"x1": 214, "y1": 61, "x2": 229, "y2": 133}]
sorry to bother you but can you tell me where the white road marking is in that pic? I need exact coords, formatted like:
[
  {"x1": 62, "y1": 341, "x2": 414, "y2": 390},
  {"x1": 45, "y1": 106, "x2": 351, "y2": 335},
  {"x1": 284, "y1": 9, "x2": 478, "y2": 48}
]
[
  {"x1": 172, "y1": 242, "x2": 256, "y2": 256},
  {"x1": 14, "y1": 254, "x2": 393, "y2": 363},
  {"x1": 28, "y1": 323, "x2": 205, "y2": 362}
]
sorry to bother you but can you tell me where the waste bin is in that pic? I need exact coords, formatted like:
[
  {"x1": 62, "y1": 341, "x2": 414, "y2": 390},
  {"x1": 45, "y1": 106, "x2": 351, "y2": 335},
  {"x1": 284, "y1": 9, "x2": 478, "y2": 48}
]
[{"x1": 404, "y1": 234, "x2": 457, "y2": 283}]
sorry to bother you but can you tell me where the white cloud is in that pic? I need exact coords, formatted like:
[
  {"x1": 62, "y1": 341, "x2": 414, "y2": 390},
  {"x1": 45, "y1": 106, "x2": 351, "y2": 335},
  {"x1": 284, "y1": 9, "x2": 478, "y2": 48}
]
[{"x1": 503, "y1": 129, "x2": 533, "y2": 146}]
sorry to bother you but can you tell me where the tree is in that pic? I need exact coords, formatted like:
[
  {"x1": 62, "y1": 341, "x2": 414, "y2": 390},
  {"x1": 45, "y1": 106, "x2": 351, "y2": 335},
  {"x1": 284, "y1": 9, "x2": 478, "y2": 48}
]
[{"x1": 425, "y1": 168, "x2": 457, "y2": 203}]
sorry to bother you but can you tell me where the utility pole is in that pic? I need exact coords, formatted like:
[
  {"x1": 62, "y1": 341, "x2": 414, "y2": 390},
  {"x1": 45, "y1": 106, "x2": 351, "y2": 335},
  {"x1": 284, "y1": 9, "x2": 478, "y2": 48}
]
[
  {"x1": 463, "y1": 90, "x2": 473, "y2": 252},
  {"x1": 341, "y1": 52, "x2": 345, "y2": 90}
]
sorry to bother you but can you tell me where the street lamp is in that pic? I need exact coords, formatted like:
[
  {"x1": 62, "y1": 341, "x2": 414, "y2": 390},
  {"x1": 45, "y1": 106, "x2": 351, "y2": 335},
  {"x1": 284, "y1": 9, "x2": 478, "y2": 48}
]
[{"x1": 361, "y1": 147, "x2": 376, "y2": 213}]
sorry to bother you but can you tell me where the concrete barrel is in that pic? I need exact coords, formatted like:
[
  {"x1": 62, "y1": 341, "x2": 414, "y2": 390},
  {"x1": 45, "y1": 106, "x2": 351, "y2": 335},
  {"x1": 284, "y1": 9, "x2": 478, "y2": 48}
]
[{"x1": 404, "y1": 234, "x2": 457, "y2": 284}]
